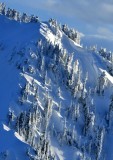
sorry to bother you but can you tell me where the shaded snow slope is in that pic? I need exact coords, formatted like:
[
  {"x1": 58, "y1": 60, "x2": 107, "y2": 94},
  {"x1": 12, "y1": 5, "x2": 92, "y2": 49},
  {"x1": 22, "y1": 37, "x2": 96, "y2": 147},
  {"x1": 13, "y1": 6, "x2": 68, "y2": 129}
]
[
  {"x1": 0, "y1": 15, "x2": 43, "y2": 48},
  {"x1": 0, "y1": 123, "x2": 33, "y2": 160}
]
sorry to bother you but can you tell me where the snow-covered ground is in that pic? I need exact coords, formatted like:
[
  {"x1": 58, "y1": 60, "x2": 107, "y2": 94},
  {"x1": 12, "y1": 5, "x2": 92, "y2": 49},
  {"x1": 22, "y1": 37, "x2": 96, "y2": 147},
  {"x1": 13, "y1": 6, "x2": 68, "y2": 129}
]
[{"x1": 0, "y1": 12, "x2": 113, "y2": 160}]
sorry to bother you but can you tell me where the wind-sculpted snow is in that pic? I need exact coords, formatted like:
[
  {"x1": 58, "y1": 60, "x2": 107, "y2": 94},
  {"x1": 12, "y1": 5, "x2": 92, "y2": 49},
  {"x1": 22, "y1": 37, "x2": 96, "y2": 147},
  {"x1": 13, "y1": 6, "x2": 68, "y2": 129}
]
[{"x1": 0, "y1": 13, "x2": 113, "y2": 160}]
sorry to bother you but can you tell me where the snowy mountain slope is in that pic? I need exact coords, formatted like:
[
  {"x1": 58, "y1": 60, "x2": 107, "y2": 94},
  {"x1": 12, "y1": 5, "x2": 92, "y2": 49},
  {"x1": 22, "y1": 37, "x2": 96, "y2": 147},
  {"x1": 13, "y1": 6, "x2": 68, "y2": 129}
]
[
  {"x1": 0, "y1": 9, "x2": 113, "y2": 160},
  {"x1": 61, "y1": 31, "x2": 113, "y2": 87},
  {"x1": 0, "y1": 123, "x2": 35, "y2": 160}
]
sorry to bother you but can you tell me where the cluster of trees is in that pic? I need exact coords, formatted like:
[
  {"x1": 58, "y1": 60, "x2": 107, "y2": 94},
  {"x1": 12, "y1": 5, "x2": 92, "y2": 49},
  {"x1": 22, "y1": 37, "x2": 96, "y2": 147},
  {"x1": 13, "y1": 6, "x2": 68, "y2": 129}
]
[
  {"x1": 99, "y1": 48, "x2": 113, "y2": 62},
  {"x1": 106, "y1": 95, "x2": 113, "y2": 129},
  {"x1": 7, "y1": 36, "x2": 112, "y2": 159},
  {"x1": 62, "y1": 24, "x2": 80, "y2": 44},
  {"x1": 108, "y1": 64, "x2": 113, "y2": 76},
  {"x1": 34, "y1": 40, "x2": 84, "y2": 98},
  {"x1": 99, "y1": 48, "x2": 113, "y2": 76},
  {"x1": 15, "y1": 80, "x2": 55, "y2": 159},
  {"x1": 49, "y1": 18, "x2": 81, "y2": 45},
  {"x1": 97, "y1": 72, "x2": 107, "y2": 95},
  {"x1": 88, "y1": 46, "x2": 113, "y2": 76},
  {"x1": 0, "y1": 2, "x2": 39, "y2": 23},
  {"x1": 7, "y1": 41, "x2": 83, "y2": 158},
  {"x1": 95, "y1": 127, "x2": 105, "y2": 160},
  {"x1": 16, "y1": 73, "x2": 58, "y2": 159},
  {"x1": 49, "y1": 18, "x2": 62, "y2": 38}
]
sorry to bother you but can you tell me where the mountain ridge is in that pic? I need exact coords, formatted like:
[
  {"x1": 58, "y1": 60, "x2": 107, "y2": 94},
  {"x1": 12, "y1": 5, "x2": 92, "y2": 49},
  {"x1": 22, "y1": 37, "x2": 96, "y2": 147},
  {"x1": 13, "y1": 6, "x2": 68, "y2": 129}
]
[{"x1": 0, "y1": 5, "x2": 113, "y2": 160}]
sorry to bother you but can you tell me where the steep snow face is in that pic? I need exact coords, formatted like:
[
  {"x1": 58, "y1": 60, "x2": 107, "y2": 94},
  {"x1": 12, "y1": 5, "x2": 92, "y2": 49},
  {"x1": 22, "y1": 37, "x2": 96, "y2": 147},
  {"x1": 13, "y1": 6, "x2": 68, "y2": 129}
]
[
  {"x1": 0, "y1": 14, "x2": 113, "y2": 160},
  {"x1": 0, "y1": 123, "x2": 33, "y2": 160}
]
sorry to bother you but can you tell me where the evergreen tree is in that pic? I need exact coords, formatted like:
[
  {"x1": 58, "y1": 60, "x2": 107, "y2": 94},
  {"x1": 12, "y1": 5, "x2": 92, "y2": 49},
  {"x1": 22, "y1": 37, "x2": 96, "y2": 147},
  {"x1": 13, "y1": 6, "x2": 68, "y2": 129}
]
[{"x1": 0, "y1": 3, "x2": 6, "y2": 15}]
